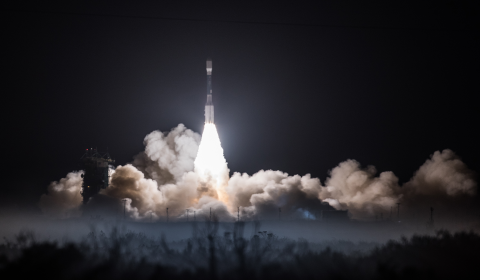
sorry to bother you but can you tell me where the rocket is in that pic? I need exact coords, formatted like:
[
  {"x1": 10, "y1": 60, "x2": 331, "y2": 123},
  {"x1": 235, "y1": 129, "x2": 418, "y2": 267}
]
[{"x1": 205, "y1": 59, "x2": 214, "y2": 123}]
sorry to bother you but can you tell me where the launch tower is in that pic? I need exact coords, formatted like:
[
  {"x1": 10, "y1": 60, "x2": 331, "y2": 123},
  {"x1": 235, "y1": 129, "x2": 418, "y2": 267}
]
[
  {"x1": 205, "y1": 59, "x2": 214, "y2": 123},
  {"x1": 80, "y1": 149, "x2": 115, "y2": 204}
]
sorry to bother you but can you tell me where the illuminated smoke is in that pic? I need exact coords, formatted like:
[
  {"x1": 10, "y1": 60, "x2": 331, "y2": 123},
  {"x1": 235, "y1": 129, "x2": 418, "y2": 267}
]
[
  {"x1": 99, "y1": 124, "x2": 203, "y2": 219},
  {"x1": 132, "y1": 124, "x2": 200, "y2": 185},
  {"x1": 38, "y1": 171, "x2": 84, "y2": 218},
  {"x1": 101, "y1": 164, "x2": 199, "y2": 220},
  {"x1": 94, "y1": 123, "x2": 232, "y2": 220},
  {"x1": 226, "y1": 170, "x2": 324, "y2": 219},
  {"x1": 318, "y1": 150, "x2": 477, "y2": 221},
  {"x1": 399, "y1": 150, "x2": 478, "y2": 223},
  {"x1": 39, "y1": 123, "x2": 477, "y2": 223},
  {"x1": 404, "y1": 149, "x2": 476, "y2": 196},
  {"x1": 318, "y1": 161, "x2": 401, "y2": 220}
]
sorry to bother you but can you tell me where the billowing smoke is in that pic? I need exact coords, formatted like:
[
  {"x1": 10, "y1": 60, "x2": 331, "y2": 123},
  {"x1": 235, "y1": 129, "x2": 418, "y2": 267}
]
[
  {"x1": 39, "y1": 124, "x2": 478, "y2": 224},
  {"x1": 98, "y1": 124, "x2": 203, "y2": 219},
  {"x1": 318, "y1": 161, "x2": 401, "y2": 220},
  {"x1": 38, "y1": 171, "x2": 83, "y2": 218},
  {"x1": 132, "y1": 124, "x2": 201, "y2": 185},
  {"x1": 404, "y1": 150, "x2": 476, "y2": 196},
  {"x1": 399, "y1": 150, "x2": 478, "y2": 223},
  {"x1": 226, "y1": 170, "x2": 326, "y2": 219},
  {"x1": 318, "y1": 150, "x2": 477, "y2": 222},
  {"x1": 94, "y1": 123, "x2": 231, "y2": 220},
  {"x1": 102, "y1": 164, "x2": 199, "y2": 220}
]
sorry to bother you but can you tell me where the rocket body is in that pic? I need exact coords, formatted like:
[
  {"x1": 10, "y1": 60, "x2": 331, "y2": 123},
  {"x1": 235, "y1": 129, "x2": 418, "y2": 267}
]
[{"x1": 205, "y1": 59, "x2": 214, "y2": 123}]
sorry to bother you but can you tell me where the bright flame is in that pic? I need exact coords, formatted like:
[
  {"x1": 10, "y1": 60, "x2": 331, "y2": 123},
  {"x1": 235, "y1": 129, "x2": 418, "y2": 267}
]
[{"x1": 194, "y1": 123, "x2": 230, "y2": 205}]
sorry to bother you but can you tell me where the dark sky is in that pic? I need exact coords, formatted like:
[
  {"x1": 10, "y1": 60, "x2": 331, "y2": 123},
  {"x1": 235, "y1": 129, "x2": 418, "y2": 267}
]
[{"x1": 4, "y1": 1, "x2": 479, "y2": 209}]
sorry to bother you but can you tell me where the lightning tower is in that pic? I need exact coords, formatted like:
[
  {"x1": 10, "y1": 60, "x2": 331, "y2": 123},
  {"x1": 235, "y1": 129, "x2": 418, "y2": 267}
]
[{"x1": 205, "y1": 59, "x2": 214, "y2": 123}]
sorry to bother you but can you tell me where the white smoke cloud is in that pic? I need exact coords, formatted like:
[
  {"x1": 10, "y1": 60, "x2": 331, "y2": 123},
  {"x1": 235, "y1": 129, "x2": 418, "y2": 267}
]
[
  {"x1": 318, "y1": 160, "x2": 401, "y2": 220},
  {"x1": 99, "y1": 124, "x2": 230, "y2": 220},
  {"x1": 101, "y1": 164, "x2": 205, "y2": 219},
  {"x1": 404, "y1": 149, "x2": 476, "y2": 196},
  {"x1": 101, "y1": 164, "x2": 164, "y2": 219},
  {"x1": 226, "y1": 170, "x2": 325, "y2": 219},
  {"x1": 39, "y1": 123, "x2": 478, "y2": 224},
  {"x1": 398, "y1": 150, "x2": 478, "y2": 223},
  {"x1": 186, "y1": 196, "x2": 233, "y2": 221},
  {"x1": 318, "y1": 150, "x2": 477, "y2": 221},
  {"x1": 38, "y1": 171, "x2": 84, "y2": 218},
  {"x1": 132, "y1": 124, "x2": 201, "y2": 185}
]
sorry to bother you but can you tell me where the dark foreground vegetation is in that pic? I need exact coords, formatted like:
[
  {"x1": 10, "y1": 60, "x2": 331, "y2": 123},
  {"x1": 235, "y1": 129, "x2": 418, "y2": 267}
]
[{"x1": 0, "y1": 221, "x2": 479, "y2": 280}]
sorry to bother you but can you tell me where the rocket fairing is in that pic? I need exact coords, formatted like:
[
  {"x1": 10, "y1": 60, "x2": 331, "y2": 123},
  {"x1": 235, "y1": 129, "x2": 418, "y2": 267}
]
[{"x1": 205, "y1": 59, "x2": 214, "y2": 123}]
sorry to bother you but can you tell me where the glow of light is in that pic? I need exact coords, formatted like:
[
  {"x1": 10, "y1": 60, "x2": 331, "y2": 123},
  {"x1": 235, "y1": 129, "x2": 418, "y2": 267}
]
[
  {"x1": 297, "y1": 208, "x2": 316, "y2": 220},
  {"x1": 194, "y1": 123, "x2": 230, "y2": 204}
]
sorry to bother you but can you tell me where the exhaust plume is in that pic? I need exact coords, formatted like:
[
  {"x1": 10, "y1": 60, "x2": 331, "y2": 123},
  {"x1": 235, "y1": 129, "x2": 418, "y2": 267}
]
[{"x1": 194, "y1": 123, "x2": 230, "y2": 205}]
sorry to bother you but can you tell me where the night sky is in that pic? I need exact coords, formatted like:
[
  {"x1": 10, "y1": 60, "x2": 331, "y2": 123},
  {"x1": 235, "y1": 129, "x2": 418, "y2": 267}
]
[{"x1": 4, "y1": 1, "x2": 478, "y2": 209}]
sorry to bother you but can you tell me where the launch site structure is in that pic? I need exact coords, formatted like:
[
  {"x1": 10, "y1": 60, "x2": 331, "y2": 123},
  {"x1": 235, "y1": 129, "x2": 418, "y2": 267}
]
[
  {"x1": 205, "y1": 59, "x2": 214, "y2": 123},
  {"x1": 80, "y1": 149, "x2": 115, "y2": 204}
]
